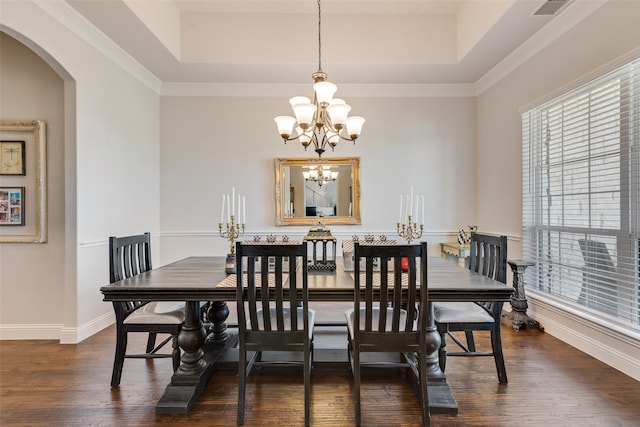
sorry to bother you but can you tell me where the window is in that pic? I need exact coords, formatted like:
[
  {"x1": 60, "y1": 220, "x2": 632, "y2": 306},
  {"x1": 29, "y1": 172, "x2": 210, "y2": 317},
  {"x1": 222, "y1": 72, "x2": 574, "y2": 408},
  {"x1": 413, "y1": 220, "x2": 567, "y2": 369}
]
[{"x1": 522, "y1": 58, "x2": 640, "y2": 328}]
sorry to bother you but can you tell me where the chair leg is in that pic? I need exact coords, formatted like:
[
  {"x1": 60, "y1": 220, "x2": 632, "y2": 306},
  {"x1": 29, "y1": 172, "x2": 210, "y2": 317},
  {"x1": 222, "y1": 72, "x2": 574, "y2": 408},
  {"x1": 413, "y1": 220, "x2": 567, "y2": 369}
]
[
  {"x1": 237, "y1": 347, "x2": 247, "y2": 425},
  {"x1": 464, "y1": 330, "x2": 476, "y2": 352},
  {"x1": 304, "y1": 344, "x2": 311, "y2": 427},
  {"x1": 111, "y1": 329, "x2": 128, "y2": 387},
  {"x1": 491, "y1": 327, "x2": 508, "y2": 384},
  {"x1": 354, "y1": 349, "x2": 361, "y2": 426},
  {"x1": 171, "y1": 334, "x2": 180, "y2": 372},
  {"x1": 145, "y1": 332, "x2": 157, "y2": 353},
  {"x1": 419, "y1": 350, "x2": 431, "y2": 427}
]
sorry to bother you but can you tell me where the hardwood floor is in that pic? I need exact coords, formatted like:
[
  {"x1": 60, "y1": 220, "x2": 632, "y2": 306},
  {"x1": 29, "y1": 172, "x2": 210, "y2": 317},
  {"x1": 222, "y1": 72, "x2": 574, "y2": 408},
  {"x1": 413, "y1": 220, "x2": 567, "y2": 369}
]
[{"x1": 1, "y1": 303, "x2": 639, "y2": 426}]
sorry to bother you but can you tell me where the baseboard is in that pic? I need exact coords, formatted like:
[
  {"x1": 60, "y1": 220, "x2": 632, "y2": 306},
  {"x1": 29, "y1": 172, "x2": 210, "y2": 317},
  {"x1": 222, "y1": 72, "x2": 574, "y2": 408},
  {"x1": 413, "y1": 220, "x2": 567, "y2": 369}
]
[
  {"x1": 0, "y1": 323, "x2": 64, "y2": 340},
  {"x1": 60, "y1": 311, "x2": 115, "y2": 344},
  {"x1": 524, "y1": 292, "x2": 640, "y2": 381},
  {"x1": 0, "y1": 311, "x2": 115, "y2": 343}
]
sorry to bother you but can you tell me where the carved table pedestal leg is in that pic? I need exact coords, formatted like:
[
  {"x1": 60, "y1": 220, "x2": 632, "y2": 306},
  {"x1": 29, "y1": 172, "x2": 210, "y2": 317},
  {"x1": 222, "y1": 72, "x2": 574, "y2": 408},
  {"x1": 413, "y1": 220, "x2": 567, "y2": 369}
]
[
  {"x1": 156, "y1": 301, "x2": 212, "y2": 414},
  {"x1": 507, "y1": 259, "x2": 544, "y2": 332},
  {"x1": 206, "y1": 300, "x2": 230, "y2": 343}
]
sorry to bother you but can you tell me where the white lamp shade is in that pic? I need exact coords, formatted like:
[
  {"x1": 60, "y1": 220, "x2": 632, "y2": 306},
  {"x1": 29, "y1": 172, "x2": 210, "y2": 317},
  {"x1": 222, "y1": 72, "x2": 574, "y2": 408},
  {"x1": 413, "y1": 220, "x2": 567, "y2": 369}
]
[
  {"x1": 313, "y1": 81, "x2": 337, "y2": 105},
  {"x1": 292, "y1": 102, "x2": 316, "y2": 127},
  {"x1": 327, "y1": 103, "x2": 351, "y2": 127},
  {"x1": 326, "y1": 130, "x2": 340, "y2": 145},
  {"x1": 289, "y1": 96, "x2": 310, "y2": 107},
  {"x1": 295, "y1": 127, "x2": 312, "y2": 144},
  {"x1": 331, "y1": 171, "x2": 339, "y2": 180},
  {"x1": 346, "y1": 116, "x2": 366, "y2": 137},
  {"x1": 302, "y1": 171, "x2": 311, "y2": 179},
  {"x1": 274, "y1": 116, "x2": 296, "y2": 137}
]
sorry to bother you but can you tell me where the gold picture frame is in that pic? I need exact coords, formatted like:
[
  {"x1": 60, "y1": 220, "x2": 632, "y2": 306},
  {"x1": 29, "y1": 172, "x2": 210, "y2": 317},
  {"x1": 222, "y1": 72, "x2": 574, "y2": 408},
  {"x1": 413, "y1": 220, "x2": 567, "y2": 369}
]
[
  {"x1": 275, "y1": 157, "x2": 361, "y2": 226},
  {"x1": 0, "y1": 120, "x2": 47, "y2": 243}
]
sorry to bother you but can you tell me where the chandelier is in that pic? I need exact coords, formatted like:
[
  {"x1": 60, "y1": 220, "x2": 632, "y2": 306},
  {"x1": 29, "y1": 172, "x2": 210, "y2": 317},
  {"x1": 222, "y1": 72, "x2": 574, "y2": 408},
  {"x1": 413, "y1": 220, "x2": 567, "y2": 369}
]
[
  {"x1": 274, "y1": 0, "x2": 365, "y2": 159},
  {"x1": 303, "y1": 165, "x2": 338, "y2": 187}
]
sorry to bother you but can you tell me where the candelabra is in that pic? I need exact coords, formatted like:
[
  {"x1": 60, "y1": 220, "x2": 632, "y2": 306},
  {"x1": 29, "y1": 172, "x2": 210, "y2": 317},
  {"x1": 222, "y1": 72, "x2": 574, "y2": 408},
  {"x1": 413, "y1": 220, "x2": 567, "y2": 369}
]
[
  {"x1": 218, "y1": 188, "x2": 246, "y2": 274},
  {"x1": 396, "y1": 187, "x2": 425, "y2": 243},
  {"x1": 397, "y1": 216, "x2": 424, "y2": 244}
]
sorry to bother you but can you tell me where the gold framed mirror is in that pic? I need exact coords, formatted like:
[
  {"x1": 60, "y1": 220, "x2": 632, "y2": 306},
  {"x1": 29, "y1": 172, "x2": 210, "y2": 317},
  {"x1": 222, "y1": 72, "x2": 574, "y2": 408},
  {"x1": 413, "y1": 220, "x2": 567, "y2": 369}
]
[{"x1": 275, "y1": 157, "x2": 361, "y2": 226}]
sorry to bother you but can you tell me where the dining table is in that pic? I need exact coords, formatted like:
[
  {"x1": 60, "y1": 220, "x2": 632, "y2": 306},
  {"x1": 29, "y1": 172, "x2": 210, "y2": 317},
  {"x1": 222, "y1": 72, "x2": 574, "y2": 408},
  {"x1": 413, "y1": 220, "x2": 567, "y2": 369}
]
[{"x1": 100, "y1": 255, "x2": 513, "y2": 415}]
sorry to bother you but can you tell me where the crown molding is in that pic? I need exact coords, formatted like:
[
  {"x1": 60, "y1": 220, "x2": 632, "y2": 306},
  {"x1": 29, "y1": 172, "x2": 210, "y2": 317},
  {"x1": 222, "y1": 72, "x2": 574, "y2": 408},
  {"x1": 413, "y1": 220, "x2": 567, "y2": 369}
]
[
  {"x1": 160, "y1": 82, "x2": 477, "y2": 98},
  {"x1": 474, "y1": 0, "x2": 608, "y2": 95},
  {"x1": 34, "y1": 0, "x2": 162, "y2": 94}
]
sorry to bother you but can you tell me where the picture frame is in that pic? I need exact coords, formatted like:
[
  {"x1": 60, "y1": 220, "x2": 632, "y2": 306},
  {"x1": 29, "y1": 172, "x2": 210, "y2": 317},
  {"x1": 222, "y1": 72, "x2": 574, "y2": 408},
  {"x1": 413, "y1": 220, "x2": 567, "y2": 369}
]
[
  {"x1": 0, "y1": 187, "x2": 25, "y2": 225},
  {"x1": 0, "y1": 120, "x2": 47, "y2": 243},
  {"x1": 0, "y1": 141, "x2": 26, "y2": 175}
]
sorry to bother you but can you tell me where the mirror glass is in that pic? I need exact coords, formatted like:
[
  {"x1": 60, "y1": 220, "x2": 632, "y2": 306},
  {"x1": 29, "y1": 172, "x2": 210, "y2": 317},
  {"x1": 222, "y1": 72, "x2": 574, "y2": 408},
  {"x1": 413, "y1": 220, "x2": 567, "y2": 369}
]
[{"x1": 275, "y1": 157, "x2": 361, "y2": 225}]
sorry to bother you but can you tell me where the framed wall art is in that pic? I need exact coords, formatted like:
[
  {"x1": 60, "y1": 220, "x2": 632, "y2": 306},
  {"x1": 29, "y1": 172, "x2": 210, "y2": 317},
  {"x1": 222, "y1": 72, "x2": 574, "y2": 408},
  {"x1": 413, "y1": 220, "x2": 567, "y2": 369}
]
[
  {"x1": 0, "y1": 141, "x2": 26, "y2": 175},
  {"x1": 0, "y1": 120, "x2": 47, "y2": 243},
  {"x1": 0, "y1": 187, "x2": 25, "y2": 225}
]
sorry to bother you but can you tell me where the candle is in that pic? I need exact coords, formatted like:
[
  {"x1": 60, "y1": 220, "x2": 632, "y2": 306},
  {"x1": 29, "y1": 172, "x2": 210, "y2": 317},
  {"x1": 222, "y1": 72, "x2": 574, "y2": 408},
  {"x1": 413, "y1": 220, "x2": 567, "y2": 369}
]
[
  {"x1": 226, "y1": 194, "x2": 230, "y2": 221},
  {"x1": 349, "y1": 202, "x2": 352, "y2": 217},
  {"x1": 414, "y1": 195, "x2": 419, "y2": 220},
  {"x1": 243, "y1": 196, "x2": 246, "y2": 224},
  {"x1": 220, "y1": 194, "x2": 225, "y2": 223},
  {"x1": 409, "y1": 187, "x2": 414, "y2": 218},
  {"x1": 232, "y1": 187, "x2": 235, "y2": 216},
  {"x1": 421, "y1": 195, "x2": 425, "y2": 224},
  {"x1": 238, "y1": 195, "x2": 241, "y2": 222},
  {"x1": 398, "y1": 195, "x2": 403, "y2": 223},
  {"x1": 404, "y1": 195, "x2": 409, "y2": 221}
]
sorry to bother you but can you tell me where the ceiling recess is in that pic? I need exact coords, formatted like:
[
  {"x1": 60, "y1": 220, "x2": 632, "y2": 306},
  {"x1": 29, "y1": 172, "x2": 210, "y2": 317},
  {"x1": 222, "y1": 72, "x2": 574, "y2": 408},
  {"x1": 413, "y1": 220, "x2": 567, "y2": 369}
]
[{"x1": 533, "y1": 0, "x2": 573, "y2": 16}]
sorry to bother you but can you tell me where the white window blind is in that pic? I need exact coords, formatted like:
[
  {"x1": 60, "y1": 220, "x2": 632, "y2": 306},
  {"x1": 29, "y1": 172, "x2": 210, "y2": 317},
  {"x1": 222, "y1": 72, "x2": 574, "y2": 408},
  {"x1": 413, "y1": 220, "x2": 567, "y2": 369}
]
[{"x1": 522, "y1": 58, "x2": 640, "y2": 327}]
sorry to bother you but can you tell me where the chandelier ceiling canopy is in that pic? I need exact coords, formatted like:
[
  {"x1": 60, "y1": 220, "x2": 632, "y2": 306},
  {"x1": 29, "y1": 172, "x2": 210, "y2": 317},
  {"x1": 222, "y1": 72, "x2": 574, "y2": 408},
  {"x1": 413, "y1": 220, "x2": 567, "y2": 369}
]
[{"x1": 274, "y1": 0, "x2": 365, "y2": 159}]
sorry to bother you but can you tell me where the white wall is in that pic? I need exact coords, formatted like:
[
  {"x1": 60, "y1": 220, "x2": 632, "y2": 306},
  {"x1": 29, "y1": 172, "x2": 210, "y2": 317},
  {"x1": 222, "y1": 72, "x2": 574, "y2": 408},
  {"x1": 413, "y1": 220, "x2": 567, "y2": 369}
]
[
  {"x1": 476, "y1": 0, "x2": 640, "y2": 380},
  {"x1": 158, "y1": 95, "x2": 477, "y2": 264},
  {"x1": 0, "y1": 33, "x2": 66, "y2": 331},
  {"x1": 0, "y1": 1, "x2": 161, "y2": 342}
]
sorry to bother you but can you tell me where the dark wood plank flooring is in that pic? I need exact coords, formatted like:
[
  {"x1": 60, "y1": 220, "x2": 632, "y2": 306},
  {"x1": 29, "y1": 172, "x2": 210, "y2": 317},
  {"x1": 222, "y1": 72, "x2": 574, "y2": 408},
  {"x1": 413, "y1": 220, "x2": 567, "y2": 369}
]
[{"x1": 1, "y1": 302, "x2": 639, "y2": 426}]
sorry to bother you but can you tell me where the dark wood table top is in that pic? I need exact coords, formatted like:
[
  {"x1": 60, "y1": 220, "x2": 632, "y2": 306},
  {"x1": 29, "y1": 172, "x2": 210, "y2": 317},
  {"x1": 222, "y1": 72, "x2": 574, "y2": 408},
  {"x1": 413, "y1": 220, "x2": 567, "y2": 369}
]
[{"x1": 101, "y1": 256, "x2": 512, "y2": 302}]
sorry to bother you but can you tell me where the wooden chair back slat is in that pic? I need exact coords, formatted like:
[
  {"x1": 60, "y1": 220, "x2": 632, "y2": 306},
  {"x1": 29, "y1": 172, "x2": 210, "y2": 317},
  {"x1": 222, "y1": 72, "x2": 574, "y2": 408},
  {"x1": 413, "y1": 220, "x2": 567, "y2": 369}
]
[
  {"x1": 353, "y1": 242, "x2": 427, "y2": 336},
  {"x1": 236, "y1": 242, "x2": 308, "y2": 334}
]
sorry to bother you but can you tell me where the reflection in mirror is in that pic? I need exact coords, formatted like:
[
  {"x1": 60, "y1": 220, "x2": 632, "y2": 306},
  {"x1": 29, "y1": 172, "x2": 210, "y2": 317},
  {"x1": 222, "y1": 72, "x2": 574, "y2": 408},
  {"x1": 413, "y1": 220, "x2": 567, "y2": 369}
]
[{"x1": 275, "y1": 157, "x2": 361, "y2": 225}]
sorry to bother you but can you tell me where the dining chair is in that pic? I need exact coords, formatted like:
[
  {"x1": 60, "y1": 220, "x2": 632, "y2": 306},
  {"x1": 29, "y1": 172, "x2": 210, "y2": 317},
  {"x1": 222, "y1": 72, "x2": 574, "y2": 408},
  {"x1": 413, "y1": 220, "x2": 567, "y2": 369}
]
[
  {"x1": 577, "y1": 238, "x2": 618, "y2": 316},
  {"x1": 433, "y1": 232, "x2": 508, "y2": 384},
  {"x1": 108, "y1": 232, "x2": 184, "y2": 387},
  {"x1": 235, "y1": 241, "x2": 315, "y2": 426},
  {"x1": 346, "y1": 241, "x2": 430, "y2": 426}
]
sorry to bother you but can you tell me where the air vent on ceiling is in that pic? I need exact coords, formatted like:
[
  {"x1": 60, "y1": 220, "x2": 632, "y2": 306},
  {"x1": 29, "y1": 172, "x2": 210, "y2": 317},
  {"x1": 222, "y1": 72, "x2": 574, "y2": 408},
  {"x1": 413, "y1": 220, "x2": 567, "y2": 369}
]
[{"x1": 533, "y1": 0, "x2": 573, "y2": 16}]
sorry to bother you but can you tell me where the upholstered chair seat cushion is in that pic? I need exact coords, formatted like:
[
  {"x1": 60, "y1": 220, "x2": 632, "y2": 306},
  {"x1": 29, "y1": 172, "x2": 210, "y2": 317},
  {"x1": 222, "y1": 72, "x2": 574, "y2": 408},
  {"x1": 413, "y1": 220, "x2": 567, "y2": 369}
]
[
  {"x1": 124, "y1": 301, "x2": 185, "y2": 324},
  {"x1": 253, "y1": 307, "x2": 316, "y2": 339},
  {"x1": 433, "y1": 302, "x2": 493, "y2": 324},
  {"x1": 345, "y1": 307, "x2": 413, "y2": 338}
]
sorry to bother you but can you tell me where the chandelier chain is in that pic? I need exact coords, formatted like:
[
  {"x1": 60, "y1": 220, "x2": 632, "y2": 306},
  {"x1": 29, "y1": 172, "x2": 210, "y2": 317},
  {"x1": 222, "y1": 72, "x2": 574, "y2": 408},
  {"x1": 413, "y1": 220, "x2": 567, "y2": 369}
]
[{"x1": 317, "y1": 0, "x2": 322, "y2": 73}]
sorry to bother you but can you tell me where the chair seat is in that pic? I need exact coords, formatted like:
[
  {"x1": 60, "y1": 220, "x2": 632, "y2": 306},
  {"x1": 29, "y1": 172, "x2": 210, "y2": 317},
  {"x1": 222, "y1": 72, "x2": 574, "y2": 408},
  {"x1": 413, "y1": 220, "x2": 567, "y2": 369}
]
[
  {"x1": 253, "y1": 308, "x2": 316, "y2": 339},
  {"x1": 345, "y1": 308, "x2": 411, "y2": 338},
  {"x1": 124, "y1": 301, "x2": 185, "y2": 324},
  {"x1": 433, "y1": 302, "x2": 493, "y2": 324}
]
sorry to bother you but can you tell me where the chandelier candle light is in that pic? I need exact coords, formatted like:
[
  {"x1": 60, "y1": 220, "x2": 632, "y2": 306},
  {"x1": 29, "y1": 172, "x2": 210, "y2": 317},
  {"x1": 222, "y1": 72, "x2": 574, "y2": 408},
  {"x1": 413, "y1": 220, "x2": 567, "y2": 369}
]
[
  {"x1": 274, "y1": 0, "x2": 365, "y2": 159},
  {"x1": 219, "y1": 187, "x2": 246, "y2": 274},
  {"x1": 397, "y1": 187, "x2": 424, "y2": 243}
]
